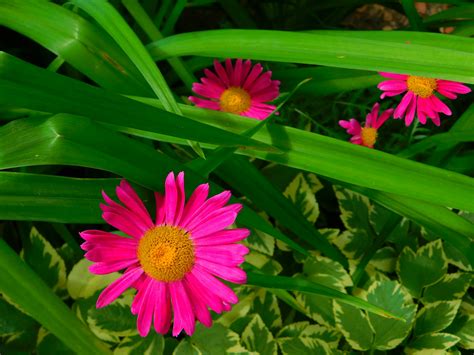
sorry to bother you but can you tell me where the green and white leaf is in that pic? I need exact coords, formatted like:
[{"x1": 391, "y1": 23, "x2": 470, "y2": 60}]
[
  {"x1": 397, "y1": 239, "x2": 448, "y2": 298},
  {"x1": 366, "y1": 280, "x2": 417, "y2": 350},
  {"x1": 444, "y1": 242, "x2": 473, "y2": 271},
  {"x1": 246, "y1": 229, "x2": 275, "y2": 256},
  {"x1": 184, "y1": 323, "x2": 250, "y2": 355},
  {"x1": 423, "y1": 273, "x2": 472, "y2": 303},
  {"x1": 21, "y1": 227, "x2": 66, "y2": 294},
  {"x1": 284, "y1": 173, "x2": 321, "y2": 223},
  {"x1": 370, "y1": 246, "x2": 397, "y2": 273},
  {"x1": 87, "y1": 294, "x2": 137, "y2": 342},
  {"x1": 216, "y1": 289, "x2": 255, "y2": 328},
  {"x1": 251, "y1": 289, "x2": 282, "y2": 330},
  {"x1": 67, "y1": 258, "x2": 120, "y2": 300},
  {"x1": 414, "y1": 300, "x2": 461, "y2": 336},
  {"x1": 334, "y1": 301, "x2": 373, "y2": 351},
  {"x1": 296, "y1": 255, "x2": 351, "y2": 327},
  {"x1": 115, "y1": 334, "x2": 164, "y2": 355},
  {"x1": 242, "y1": 314, "x2": 277, "y2": 355},
  {"x1": 245, "y1": 251, "x2": 282, "y2": 275},
  {"x1": 277, "y1": 322, "x2": 339, "y2": 354},
  {"x1": 446, "y1": 310, "x2": 474, "y2": 349},
  {"x1": 334, "y1": 186, "x2": 373, "y2": 233},
  {"x1": 173, "y1": 339, "x2": 202, "y2": 355},
  {"x1": 406, "y1": 333, "x2": 461, "y2": 354},
  {"x1": 332, "y1": 230, "x2": 371, "y2": 262}
]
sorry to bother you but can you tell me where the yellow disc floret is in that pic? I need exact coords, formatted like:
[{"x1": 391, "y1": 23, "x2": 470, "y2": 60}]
[
  {"x1": 407, "y1": 76, "x2": 437, "y2": 98},
  {"x1": 219, "y1": 86, "x2": 251, "y2": 114},
  {"x1": 361, "y1": 127, "x2": 378, "y2": 148},
  {"x1": 137, "y1": 226, "x2": 194, "y2": 282}
]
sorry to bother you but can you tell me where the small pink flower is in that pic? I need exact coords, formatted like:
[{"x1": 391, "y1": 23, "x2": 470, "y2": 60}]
[
  {"x1": 339, "y1": 103, "x2": 393, "y2": 148},
  {"x1": 378, "y1": 72, "x2": 471, "y2": 126},
  {"x1": 189, "y1": 58, "x2": 280, "y2": 120},
  {"x1": 80, "y1": 172, "x2": 249, "y2": 337}
]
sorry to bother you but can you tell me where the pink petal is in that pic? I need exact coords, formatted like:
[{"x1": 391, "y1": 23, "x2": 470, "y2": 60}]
[
  {"x1": 173, "y1": 172, "x2": 186, "y2": 225},
  {"x1": 437, "y1": 80, "x2": 471, "y2": 94},
  {"x1": 239, "y1": 60, "x2": 253, "y2": 86},
  {"x1": 170, "y1": 281, "x2": 195, "y2": 336},
  {"x1": 373, "y1": 108, "x2": 394, "y2": 129},
  {"x1": 251, "y1": 86, "x2": 280, "y2": 102},
  {"x1": 189, "y1": 212, "x2": 238, "y2": 239},
  {"x1": 188, "y1": 96, "x2": 220, "y2": 111},
  {"x1": 195, "y1": 244, "x2": 249, "y2": 266},
  {"x1": 339, "y1": 118, "x2": 361, "y2": 135},
  {"x1": 79, "y1": 230, "x2": 137, "y2": 250},
  {"x1": 136, "y1": 278, "x2": 154, "y2": 337},
  {"x1": 184, "y1": 278, "x2": 212, "y2": 327},
  {"x1": 437, "y1": 89, "x2": 458, "y2": 100},
  {"x1": 164, "y1": 172, "x2": 178, "y2": 224},
  {"x1": 185, "y1": 271, "x2": 225, "y2": 314},
  {"x1": 85, "y1": 247, "x2": 137, "y2": 263},
  {"x1": 248, "y1": 71, "x2": 273, "y2": 95},
  {"x1": 193, "y1": 228, "x2": 250, "y2": 244},
  {"x1": 241, "y1": 108, "x2": 270, "y2": 120},
  {"x1": 203, "y1": 68, "x2": 226, "y2": 89},
  {"x1": 101, "y1": 212, "x2": 144, "y2": 239},
  {"x1": 196, "y1": 258, "x2": 247, "y2": 283},
  {"x1": 405, "y1": 96, "x2": 417, "y2": 126},
  {"x1": 430, "y1": 95, "x2": 452, "y2": 115},
  {"x1": 380, "y1": 89, "x2": 406, "y2": 99},
  {"x1": 377, "y1": 80, "x2": 408, "y2": 92},
  {"x1": 155, "y1": 192, "x2": 165, "y2": 225},
  {"x1": 379, "y1": 72, "x2": 409, "y2": 80},
  {"x1": 417, "y1": 98, "x2": 429, "y2": 124},
  {"x1": 213, "y1": 60, "x2": 230, "y2": 87},
  {"x1": 224, "y1": 58, "x2": 234, "y2": 81},
  {"x1": 154, "y1": 282, "x2": 172, "y2": 334},
  {"x1": 430, "y1": 111, "x2": 441, "y2": 126},
  {"x1": 116, "y1": 181, "x2": 153, "y2": 228},
  {"x1": 191, "y1": 265, "x2": 239, "y2": 304},
  {"x1": 192, "y1": 82, "x2": 223, "y2": 99},
  {"x1": 394, "y1": 91, "x2": 414, "y2": 119},
  {"x1": 179, "y1": 183, "x2": 210, "y2": 228},
  {"x1": 231, "y1": 59, "x2": 243, "y2": 87},
  {"x1": 243, "y1": 63, "x2": 263, "y2": 91},
  {"x1": 180, "y1": 190, "x2": 231, "y2": 230},
  {"x1": 89, "y1": 260, "x2": 139, "y2": 275},
  {"x1": 96, "y1": 267, "x2": 143, "y2": 308}
]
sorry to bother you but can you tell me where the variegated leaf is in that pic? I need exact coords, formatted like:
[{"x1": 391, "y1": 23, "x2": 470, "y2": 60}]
[
  {"x1": 21, "y1": 227, "x2": 67, "y2": 295},
  {"x1": 334, "y1": 301, "x2": 373, "y2": 351},
  {"x1": 186, "y1": 323, "x2": 250, "y2": 355},
  {"x1": 245, "y1": 251, "x2": 282, "y2": 275},
  {"x1": 370, "y1": 246, "x2": 397, "y2": 273},
  {"x1": 334, "y1": 186, "x2": 373, "y2": 233},
  {"x1": 277, "y1": 321, "x2": 340, "y2": 354},
  {"x1": 246, "y1": 229, "x2": 275, "y2": 256},
  {"x1": 423, "y1": 273, "x2": 472, "y2": 303},
  {"x1": 397, "y1": 239, "x2": 448, "y2": 298},
  {"x1": 284, "y1": 173, "x2": 321, "y2": 223},
  {"x1": 173, "y1": 340, "x2": 202, "y2": 355},
  {"x1": 406, "y1": 333, "x2": 460, "y2": 354},
  {"x1": 414, "y1": 300, "x2": 461, "y2": 336},
  {"x1": 67, "y1": 258, "x2": 120, "y2": 300},
  {"x1": 446, "y1": 309, "x2": 474, "y2": 350},
  {"x1": 115, "y1": 334, "x2": 164, "y2": 355},
  {"x1": 242, "y1": 314, "x2": 277, "y2": 355},
  {"x1": 87, "y1": 294, "x2": 136, "y2": 342},
  {"x1": 252, "y1": 289, "x2": 282, "y2": 330},
  {"x1": 366, "y1": 280, "x2": 417, "y2": 350},
  {"x1": 296, "y1": 255, "x2": 351, "y2": 327},
  {"x1": 332, "y1": 230, "x2": 371, "y2": 262}
]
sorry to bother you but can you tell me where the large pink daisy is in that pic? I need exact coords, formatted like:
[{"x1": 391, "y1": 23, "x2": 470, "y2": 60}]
[
  {"x1": 189, "y1": 58, "x2": 280, "y2": 120},
  {"x1": 80, "y1": 172, "x2": 249, "y2": 337},
  {"x1": 377, "y1": 72, "x2": 471, "y2": 126},
  {"x1": 339, "y1": 103, "x2": 393, "y2": 149}
]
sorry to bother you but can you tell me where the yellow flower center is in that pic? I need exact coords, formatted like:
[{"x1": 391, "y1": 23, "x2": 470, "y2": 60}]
[
  {"x1": 219, "y1": 86, "x2": 251, "y2": 114},
  {"x1": 137, "y1": 225, "x2": 194, "y2": 282},
  {"x1": 407, "y1": 76, "x2": 437, "y2": 98},
  {"x1": 361, "y1": 127, "x2": 378, "y2": 148}
]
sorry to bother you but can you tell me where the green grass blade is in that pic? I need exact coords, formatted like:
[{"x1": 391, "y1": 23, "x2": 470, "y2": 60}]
[
  {"x1": 71, "y1": 0, "x2": 180, "y2": 114},
  {"x1": 127, "y1": 99, "x2": 474, "y2": 212},
  {"x1": 148, "y1": 29, "x2": 474, "y2": 83},
  {"x1": 0, "y1": 115, "x2": 306, "y2": 255},
  {"x1": 0, "y1": 172, "x2": 121, "y2": 223},
  {"x1": 246, "y1": 272, "x2": 402, "y2": 321},
  {"x1": 0, "y1": 0, "x2": 150, "y2": 95},
  {"x1": 0, "y1": 239, "x2": 111, "y2": 354},
  {"x1": 0, "y1": 52, "x2": 269, "y2": 150},
  {"x1": 162, "y1": 0, "x2": 187, "y2": 36}
]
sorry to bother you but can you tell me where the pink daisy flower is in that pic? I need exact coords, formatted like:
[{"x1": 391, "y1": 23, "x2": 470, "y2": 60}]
[
  {"x1": 189, "y1": 58, "x2": 280, "y2": 120},
  {"x1": 80, "y1": 172, "x2": 249, "y2": 337},
  {"x1": 339, "y1": 103, "x2": 394, "y2": 149},
  {"x1": 378, "y1": 72, "x2": 471, "y2": 126}
]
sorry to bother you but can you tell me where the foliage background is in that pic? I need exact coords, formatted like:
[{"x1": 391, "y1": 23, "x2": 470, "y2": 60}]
[{"x1": 0, "y1": 0, "x2": 473, "y2": 354}]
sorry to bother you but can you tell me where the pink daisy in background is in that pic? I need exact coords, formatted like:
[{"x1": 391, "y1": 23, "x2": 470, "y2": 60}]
[
  {"x1": 80, "y1": 172, "x2": 249, "y2": 337},
  {"x1": 378, "y1": 72, "x2": 471, "y2": 126},
  {"x1": 189, "y1": 58, "x2": 280, "y2": 120},
  {"x1": 339, "y1": 103, "x2": 394, "y2": 149}
]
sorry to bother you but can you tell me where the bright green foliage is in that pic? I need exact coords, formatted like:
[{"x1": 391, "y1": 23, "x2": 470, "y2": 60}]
[
  {"x1": 414, "y1": 300, "x2": 461, "y2": 336},
  {"x1": 276, "y1": 322, "x2": 340, "y2": 354},
  {"x1": 406, "y1": 333, "x2": 461, "y2": 354},
  {"x1": 37, "y1": 331, "x2": 75, "y2": 355},
  {"x1": 446, "y1": 309, "x2": 474, "y2": 349},
  {"x1": 114, "y1": 334, "x2": 164, "y2": 355},
  {"x1": 422, "y1": 273, "x2": 472, "y2": 303},
  {"x1": 242, "y1": 314, "x2": 278, "y2": 355},
  {"x1": 397, "y1": 239, "x2": 448, "y2": 298},
  {"x1": 284, "y1": 173, "x2": 322, "y2": 223},
  {"x1": 21, "y1": 227, "x2": 67, "y2": 295}
]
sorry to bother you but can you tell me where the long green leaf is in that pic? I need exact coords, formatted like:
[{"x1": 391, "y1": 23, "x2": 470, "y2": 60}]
[
  {"x1": 246, "y1": 272, "x2": 402, "y2": 320},
  {"x1": 0, "y1": 173, "x2": 121, "y2": 223},
  {"x1": 0, "y1": 239, "x2": 111, "y2": 354},
  {"x1": 126, "y1": 97, "x2": 474, "y2": 212},
  {"x1": 0, "y1": 52, "x2": 269, "y2": 150},
  {"x1": 0, "y1": 114, "x2": 307, "y2": 255},
  {"x1": 0, "y1": 0, "x2": 150, "y2": 95},
  {"x1": 148, "y1": 29, "x2": 474, "y2": 83}
]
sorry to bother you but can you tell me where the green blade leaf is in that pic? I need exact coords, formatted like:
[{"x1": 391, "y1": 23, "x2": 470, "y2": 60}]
[
  {"x1": 246, "y1": 272, "x2": 402, "y2": 320},
  {"x1": 149, "y1": 29, "x2": 474, "y2": 83},
  {"x1": 0, "y1": 239, "x2": 111, "y2": 354}
]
